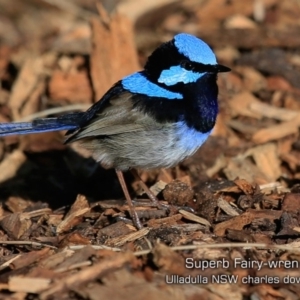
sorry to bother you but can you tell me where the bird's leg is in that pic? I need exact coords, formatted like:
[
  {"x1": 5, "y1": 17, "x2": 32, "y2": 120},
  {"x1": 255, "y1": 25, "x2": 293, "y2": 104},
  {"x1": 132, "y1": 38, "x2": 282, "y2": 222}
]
[
  {"x1": 115, "y1": 169, "x2": 142, "y2": 229},
  {"x1": 131, "y1": 169, "x2": 161, "y2": 208}
]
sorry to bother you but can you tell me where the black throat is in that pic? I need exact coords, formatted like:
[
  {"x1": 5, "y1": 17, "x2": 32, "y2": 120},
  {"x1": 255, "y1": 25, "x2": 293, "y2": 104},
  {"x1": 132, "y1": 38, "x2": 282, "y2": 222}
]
[
  {"x1": 180, "y1": 73, "x2": 219, "y2": 132},
  {"x1": 133, "y1": 72, "x2": 219, "y2": 133}
]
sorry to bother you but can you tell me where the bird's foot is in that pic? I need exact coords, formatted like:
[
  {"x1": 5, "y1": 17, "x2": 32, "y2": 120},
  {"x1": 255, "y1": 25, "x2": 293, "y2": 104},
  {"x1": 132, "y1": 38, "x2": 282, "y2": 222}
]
[{"x1": 115, "y1": 169, "x2": 143, "y2": 229}]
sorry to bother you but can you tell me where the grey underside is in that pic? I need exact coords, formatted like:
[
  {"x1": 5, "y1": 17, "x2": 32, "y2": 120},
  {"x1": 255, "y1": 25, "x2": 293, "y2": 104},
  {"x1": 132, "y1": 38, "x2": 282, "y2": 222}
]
[{"x1": 66, "y1": 92, "x2": 201, "y2": 170}]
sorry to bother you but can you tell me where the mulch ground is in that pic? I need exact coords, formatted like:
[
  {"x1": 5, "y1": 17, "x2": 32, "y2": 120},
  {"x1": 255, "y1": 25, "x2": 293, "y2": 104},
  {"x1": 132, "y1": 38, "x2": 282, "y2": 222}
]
[{"x1": 0, "y1": 0, "x2": 300, "y2": 299}]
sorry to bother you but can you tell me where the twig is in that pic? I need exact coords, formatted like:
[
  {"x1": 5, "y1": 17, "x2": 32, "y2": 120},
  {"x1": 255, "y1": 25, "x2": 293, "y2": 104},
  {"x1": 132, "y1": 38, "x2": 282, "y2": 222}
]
[
  {"x1": 0, "y1": 254, "x2": 21, "y2": 271},
  {"x1": 133, "y1": 242, "x2": 300, "y2": 256},
  {"x1": 54, "y1": 261, "x2": 92, "y2": 273},
  {"x1": 68, "y1": 241, "x2": 300, "y2": 257},
  {"x1": 0, "y1": 240, "x2": 57, "y2": 249},
  {"x1": 67, "y1": 245, "x2": 122, "y2": 252}
]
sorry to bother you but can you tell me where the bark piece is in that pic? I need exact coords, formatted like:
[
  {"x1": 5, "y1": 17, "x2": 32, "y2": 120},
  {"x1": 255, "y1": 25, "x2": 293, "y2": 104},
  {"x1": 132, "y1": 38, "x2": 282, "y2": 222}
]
[
  {"x1": 214, "y1": 209, "x2": 282, "y2": 236},
  {"x1": 0, "y1": 213, "x2": 31, "y2": 239},
  {"x1": 90, "y1": 6, "x2": 139, "y2": 100},
  {"x1": 56, "y1": 195, "x2": 90, "y2": 234},
  {"x1": 282, "y1": 193, "x2": 300, "y2": 213},
  {"x1": 152, "y1": 243, "x2": 186, "y2": 275},
  {"x1": 49, "y1": 70, "x2": 92, "y2": 104}
]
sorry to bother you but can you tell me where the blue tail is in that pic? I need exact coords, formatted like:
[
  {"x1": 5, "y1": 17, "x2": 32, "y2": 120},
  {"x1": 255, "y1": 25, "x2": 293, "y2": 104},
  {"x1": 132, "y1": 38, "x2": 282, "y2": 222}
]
[{"x1": 0, "y1": 113, "x2": 83, "y2": 137}]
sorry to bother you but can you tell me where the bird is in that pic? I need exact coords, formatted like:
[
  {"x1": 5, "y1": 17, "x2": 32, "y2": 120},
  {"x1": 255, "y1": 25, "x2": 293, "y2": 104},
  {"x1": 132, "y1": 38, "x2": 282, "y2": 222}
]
[{"x1": 0, "y1": 33, "x2": 230, "y2": 229}]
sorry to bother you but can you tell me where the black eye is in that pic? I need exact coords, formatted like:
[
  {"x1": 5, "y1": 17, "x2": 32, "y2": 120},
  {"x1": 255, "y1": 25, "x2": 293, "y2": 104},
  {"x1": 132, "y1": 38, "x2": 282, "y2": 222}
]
[{"x1": 181, "y1": 60, "x2": 194, "y2": 71}]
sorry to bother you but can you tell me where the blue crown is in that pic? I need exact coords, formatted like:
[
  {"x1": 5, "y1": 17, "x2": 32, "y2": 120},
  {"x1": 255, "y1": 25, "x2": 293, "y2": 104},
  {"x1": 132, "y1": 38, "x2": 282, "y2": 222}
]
[{"x1": 174, "y1": 33, "x2": 217, "y2": 65}]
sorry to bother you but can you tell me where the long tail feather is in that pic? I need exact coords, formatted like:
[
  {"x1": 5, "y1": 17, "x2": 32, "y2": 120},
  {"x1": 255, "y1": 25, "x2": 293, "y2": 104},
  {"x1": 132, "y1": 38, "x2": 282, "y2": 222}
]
[{"x1": 0, "y1": 113, "x2": 83, "y2": 137}]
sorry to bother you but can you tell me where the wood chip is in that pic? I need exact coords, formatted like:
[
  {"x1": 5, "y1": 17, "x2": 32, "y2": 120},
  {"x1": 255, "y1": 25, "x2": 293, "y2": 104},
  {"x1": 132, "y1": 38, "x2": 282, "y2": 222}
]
[
  {"x1": 99, "y1": 221, "x2": 134, "y2": 238},
  {"x1": 245, "y1": 143, "x2": 281, "y2": 181},
  {"x1": 10, "y1": 248, "x2": 51, "y2": 270},
  {"x1": 214, "y1": 209, "x2": 282, "y2": 236},
  {"x1": 217, "y1": 197, "x2": 240, "y2": 216},
  {"x1": 0, "y1": 212, "x2": 31, "y2": 239},
  {"x1": 179, "y1": 209, "x2": 211, "y2": 227},
  {"x1": 90, "y1": 5, "x2": 139, "y2": 100},
  {"x1": 40, "y1": 251, "x2": 135, "y2": 299},
  {"x1": 9, "y1": 276, "x2": 51, "y2": 293},
  {"x1": 252, "y1": 115, "x2": 300, "y2": 144},
  {"x1": 152, "y1": 243, "x2": 186, "y2": 275},
  {"x1": 147, "y1": 214, "x2": 182, "y2": 228},
  {"x1": 249, "y1": 101, "x2": 299, "y2": 121},
  {"x1": 233, "y1": 178, "x2": 255, "y2": 195},
  {"x1": 225, "y1": 14, "x2": 257, "y2": 29},
  {"x1": 53, "y1": 245, "x2": 96, "y2": 272},
  {"x1": 282, "y1": 193, "x2": 300, "y2": 213},
  {"x1": 0, "y1": 254, "x2": 21, "y2": 271},
  {"x1": 105, "y1": 228, "x2": 150, "y2": 247},
  {"x1": 118, "y1": 0, "x2": 179, "y2": 22},
  {"x1": 49, "y1": 70, "x2": 93, "y2": 103},
  {"x1": 9, "y1": 54, "x2": 56, "y2": 120},
  {"x1": 228, "y1": 91, "x2": 263, "y2": 119},
  {"x1": 223, "y1": 157, "x2": 270, "y2": 184},
  {"x1": 149, "y1": 180, "x2": 167, "y2": 196},
  {"x1": 56, "y1": 195, "x2": 90, "y2": 234}
]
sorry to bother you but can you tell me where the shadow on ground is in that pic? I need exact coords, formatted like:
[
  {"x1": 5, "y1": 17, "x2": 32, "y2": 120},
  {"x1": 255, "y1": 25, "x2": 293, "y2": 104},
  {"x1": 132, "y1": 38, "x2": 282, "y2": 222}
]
[{"x1": 0, "y1": 149, "x2": 133, "y2": 209}]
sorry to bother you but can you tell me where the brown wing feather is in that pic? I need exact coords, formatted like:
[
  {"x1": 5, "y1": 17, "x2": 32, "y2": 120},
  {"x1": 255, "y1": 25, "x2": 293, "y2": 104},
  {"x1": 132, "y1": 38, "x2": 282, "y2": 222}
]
[{"x1": 66, "y1": 91, "x2": 155, "y2": 143}]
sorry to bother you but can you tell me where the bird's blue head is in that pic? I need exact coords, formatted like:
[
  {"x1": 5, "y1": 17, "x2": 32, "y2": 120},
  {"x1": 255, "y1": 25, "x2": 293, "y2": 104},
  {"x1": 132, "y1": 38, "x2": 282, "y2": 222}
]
[{"x1": 144, "y1": 33, "x2": 230, "y2": 88}]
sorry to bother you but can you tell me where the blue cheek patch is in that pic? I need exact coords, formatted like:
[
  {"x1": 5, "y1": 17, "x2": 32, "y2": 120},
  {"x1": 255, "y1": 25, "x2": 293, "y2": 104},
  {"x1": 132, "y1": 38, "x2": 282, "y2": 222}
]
[
  {"x1": 174, "y1": 33, "x2": 217, "y2": 65},
  {"x1": 122, "y1": 72, "x2": 183, "y2": 100},
  {"x1": 158, "y1": 65, "x2": 204, "y2": 86}
]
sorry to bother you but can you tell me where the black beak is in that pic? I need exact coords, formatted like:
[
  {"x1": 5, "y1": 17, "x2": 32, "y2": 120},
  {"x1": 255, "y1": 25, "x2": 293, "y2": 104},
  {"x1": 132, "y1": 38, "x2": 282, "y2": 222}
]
[
  {"x1": 214, "y1": 64, "x2": 231, "y2": 73},
  {"x1": 193, "y1": 62, "x2": 231, "y2": 73}
]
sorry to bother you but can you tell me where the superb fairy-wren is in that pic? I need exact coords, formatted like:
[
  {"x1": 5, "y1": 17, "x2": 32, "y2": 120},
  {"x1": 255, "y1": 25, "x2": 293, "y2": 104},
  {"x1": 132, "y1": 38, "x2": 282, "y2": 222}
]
[{"x1": 0, "y1": 33, "x2": 230, "y2": 229}]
